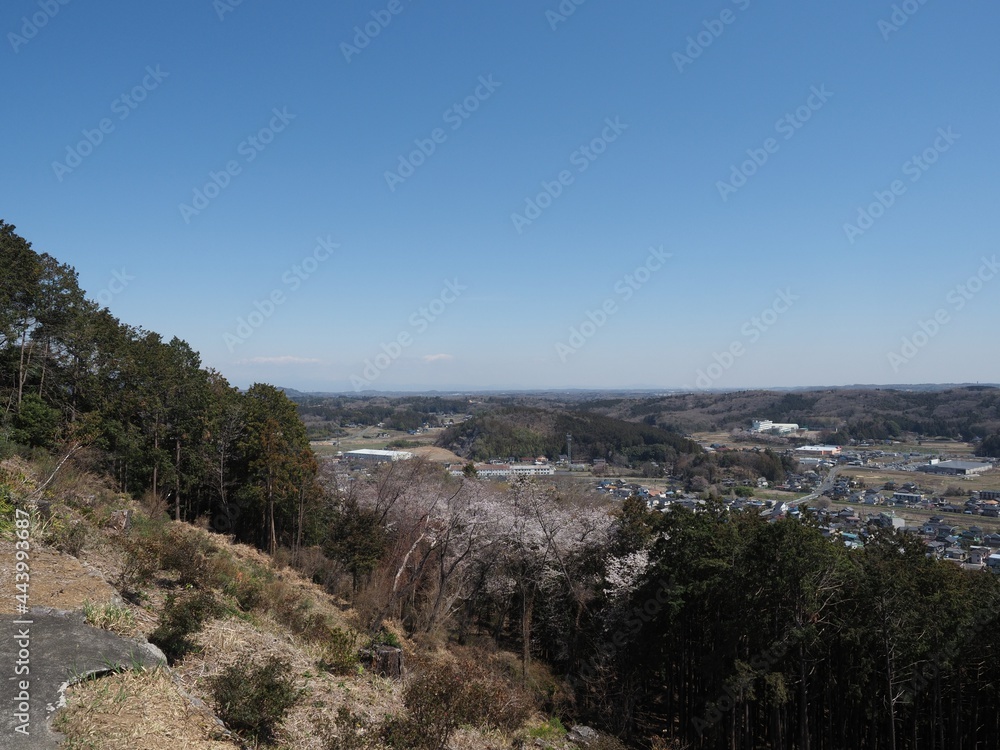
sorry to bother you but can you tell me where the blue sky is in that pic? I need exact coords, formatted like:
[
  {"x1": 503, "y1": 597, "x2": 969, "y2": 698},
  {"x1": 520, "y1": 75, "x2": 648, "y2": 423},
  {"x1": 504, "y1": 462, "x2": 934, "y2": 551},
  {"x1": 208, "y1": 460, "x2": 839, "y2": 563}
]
[{"x1": 3, "y1": 0, "x2": 998, "y2": 392}]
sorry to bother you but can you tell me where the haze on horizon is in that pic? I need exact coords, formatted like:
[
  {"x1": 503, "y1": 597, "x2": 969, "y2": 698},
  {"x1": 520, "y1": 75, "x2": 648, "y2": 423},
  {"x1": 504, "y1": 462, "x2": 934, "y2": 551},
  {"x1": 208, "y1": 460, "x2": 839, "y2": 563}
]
[{"x1": 3, "y1": 0, "x2": 998, "y2": 393}]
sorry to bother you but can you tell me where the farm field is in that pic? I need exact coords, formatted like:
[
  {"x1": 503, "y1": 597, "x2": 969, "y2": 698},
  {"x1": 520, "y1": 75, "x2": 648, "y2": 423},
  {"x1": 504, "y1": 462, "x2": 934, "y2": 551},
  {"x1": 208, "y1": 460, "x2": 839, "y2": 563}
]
[
  {"x1": 309, "y1": 426, "x2": 465, "y2": 464},
  {"x1": 837, "y1": 466, "x2": 1000, "y2": 496},
  {"x1": 310, "y1": 425, "x2": 444, "y2": 454},
  {"x1": 823, "y1": 497, "x2": 1000, "y2": 535}
]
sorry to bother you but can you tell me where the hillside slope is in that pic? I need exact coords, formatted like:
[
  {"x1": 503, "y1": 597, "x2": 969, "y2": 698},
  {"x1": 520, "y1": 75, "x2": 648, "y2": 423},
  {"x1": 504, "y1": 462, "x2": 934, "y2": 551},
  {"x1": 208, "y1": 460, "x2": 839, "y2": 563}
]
[
  {"x1": 584, "y1": 387, "x2": 1000, "y2": 438},
  {"x1": 1, "y1": 456, "x2": 614, "y2": 750}
]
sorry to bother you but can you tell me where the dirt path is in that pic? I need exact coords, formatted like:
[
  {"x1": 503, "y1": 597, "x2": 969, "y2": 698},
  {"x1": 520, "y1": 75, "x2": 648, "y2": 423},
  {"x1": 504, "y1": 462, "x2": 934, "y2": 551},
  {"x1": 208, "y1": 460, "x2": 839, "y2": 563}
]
[{"x1": 0, "y1": 540, "x2": 120, "y2": 614}]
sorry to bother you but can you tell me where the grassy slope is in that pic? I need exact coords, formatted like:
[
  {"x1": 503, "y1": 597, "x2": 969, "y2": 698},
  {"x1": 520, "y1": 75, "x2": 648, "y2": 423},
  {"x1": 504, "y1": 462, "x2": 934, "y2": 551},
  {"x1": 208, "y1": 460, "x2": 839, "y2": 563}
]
[{"x1": 1, "y1": 455, "x2": 584, "y2": 750}]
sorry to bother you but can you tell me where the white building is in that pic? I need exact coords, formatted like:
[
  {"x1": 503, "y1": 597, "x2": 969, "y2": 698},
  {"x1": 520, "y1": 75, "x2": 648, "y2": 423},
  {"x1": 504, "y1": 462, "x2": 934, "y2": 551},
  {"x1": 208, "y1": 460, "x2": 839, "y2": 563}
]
[
  {"x1": 751, "y1": 419, "x2": 799, "y2": 434},
  {"x1": 447, "y1": 463, "x2": 556, "y2": 479},
  {"x1": 510, "y1": 464, "x2": 555, "y2": 477},
  {"x1": 795, "y1": 445, "x2": 842, "y2": 457},
  {"x1": 476, "y1": 464, "x2": 512, "y2": 478}
]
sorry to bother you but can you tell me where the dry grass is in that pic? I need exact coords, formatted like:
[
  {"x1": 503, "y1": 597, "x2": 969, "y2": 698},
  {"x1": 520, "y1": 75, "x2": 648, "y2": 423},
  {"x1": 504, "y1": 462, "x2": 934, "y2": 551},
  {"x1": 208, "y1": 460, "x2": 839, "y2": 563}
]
[
  {"x1": 4, "y1": 470, "x2": 549, "y2": 750},
  {"x1": 175, "y1": 615, "x2": 404, "y2": 749},
  {"x1": 0, "y1": 538, "x2": 120, "y2": 614},
  {"x1": 55, "y1": 667, "x2": 238, "y2": 750},
  {"x1": 83, "y1": 599, "x2": 138, "y2": 637}
]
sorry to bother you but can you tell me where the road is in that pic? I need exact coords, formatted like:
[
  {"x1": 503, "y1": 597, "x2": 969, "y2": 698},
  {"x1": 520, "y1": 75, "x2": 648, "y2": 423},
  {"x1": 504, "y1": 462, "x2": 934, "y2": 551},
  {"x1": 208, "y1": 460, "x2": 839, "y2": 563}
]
[{"x1": 789, "y1": 466, "x2": 842, "y2": 507}]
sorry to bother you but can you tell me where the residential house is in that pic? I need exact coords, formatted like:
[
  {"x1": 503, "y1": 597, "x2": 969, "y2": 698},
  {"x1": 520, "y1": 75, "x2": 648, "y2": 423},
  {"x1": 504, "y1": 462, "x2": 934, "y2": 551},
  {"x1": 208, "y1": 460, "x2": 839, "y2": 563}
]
[
  {"x1": 944, "y1": 547, "x2": 968, "y2": 563},
  {"x1": 925, "y1": 540, "x2": 946, "y2": 558}
]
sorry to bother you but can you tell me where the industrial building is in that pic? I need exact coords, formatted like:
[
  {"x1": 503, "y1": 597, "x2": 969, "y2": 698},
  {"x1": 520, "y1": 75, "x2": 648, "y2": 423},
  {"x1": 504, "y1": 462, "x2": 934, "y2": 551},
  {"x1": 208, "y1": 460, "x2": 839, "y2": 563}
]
[{"x1": 917, "y1": 459, "x2": 993, "y2": 476}]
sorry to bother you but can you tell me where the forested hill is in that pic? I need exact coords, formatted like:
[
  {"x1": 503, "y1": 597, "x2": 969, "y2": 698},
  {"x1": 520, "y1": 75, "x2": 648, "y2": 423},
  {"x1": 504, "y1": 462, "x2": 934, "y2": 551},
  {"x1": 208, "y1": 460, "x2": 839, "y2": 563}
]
[
  {"x1": 0, "y1": 220, "x2": 316, "y2": 551},
  {"x1": 585, "y1": 387, "x2": 1000, "y2": 441},
  {"x1": 436, "y1": 406, "x2": 702, "y2": 463}
]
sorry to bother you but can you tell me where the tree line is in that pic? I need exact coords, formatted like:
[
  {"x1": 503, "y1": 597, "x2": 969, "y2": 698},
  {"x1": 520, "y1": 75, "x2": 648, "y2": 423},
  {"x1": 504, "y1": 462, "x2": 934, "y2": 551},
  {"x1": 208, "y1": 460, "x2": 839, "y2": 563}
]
[
  {"x1": 562, "y1": 499, "x2": 1000, "y2": 749},
  {"x1": 317, "y1": 461, "x2": 1000, "y2": 749},
  {"x1": 0, "y1": 220, "x2": 318, "y2": 554},
  {"x1": 436, "y1": 406, "x2": 702, "y2": 465}
]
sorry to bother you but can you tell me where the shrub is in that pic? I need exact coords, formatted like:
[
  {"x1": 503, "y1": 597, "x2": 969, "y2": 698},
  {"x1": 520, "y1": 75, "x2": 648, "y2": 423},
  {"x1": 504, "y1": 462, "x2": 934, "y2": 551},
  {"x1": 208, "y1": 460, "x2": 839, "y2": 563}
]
[
  {"x1": 209, "y1": 656, "x2": 301, "y2": 745},
  {"x1": 369, "y1": 627, "x2": 402, "y2": 650},
  {"x1": 212, "y1": 554, "x2": 270, "y2": 611},
  {"x1": 222, "y1": 568, "x2": 266, "y2": 611},
  {"x1": 384, "y1": 655, "x2": 531, "y2": 750},
  {"x1": 458, "y1": 658, "x2": 533, "y2": 734},
  {"x1": 383, "y1": 663, "x2": 467, "y2": 750},
  {"x1": 160, "y1": 527, "x2": 216, "y2": 587},
  {"x1": 51, "y1": 519, "x2": 87, "y2": 556},
  {"x1": 589, "y1": 735, "x2": 629, "y2": 750},
  {"x1": 149, "y1": 590, "x2": 223, "y2": 664},
  {"x1": 113, "y1": 534, "x2": 160, "y2": 600},
  {"x1": 0, "y1": 487, "x2": 15, "y2": 539},
  {"x1": 294, "y1": 545, "x2": 339, "y2": 588},
  {"x1": 529, "y1": 716, "x2": 567, "y2": 740},
  {"x1": 319, "y1": 625, "x2": 360, "y2": 675},
  {"x1": 264, "y1": 579, "x2": 313, "y2": 631}
]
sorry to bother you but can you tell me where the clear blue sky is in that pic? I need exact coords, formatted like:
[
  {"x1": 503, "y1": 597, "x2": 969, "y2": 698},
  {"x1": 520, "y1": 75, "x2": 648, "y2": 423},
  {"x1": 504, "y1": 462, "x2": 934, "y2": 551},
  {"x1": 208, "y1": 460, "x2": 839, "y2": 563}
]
[{"x1": 3, "y1": 0, "x2": 998, "y2": 392}]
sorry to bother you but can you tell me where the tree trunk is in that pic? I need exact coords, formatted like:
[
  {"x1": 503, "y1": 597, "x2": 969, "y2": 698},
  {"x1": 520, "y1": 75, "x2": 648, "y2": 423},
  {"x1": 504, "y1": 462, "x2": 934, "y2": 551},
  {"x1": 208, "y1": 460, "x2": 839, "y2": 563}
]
[
  {"x1": 174, "y1": 438, "x2": 182, "y2": 522},
  {"x1": 152, "y1": 427, "x2": 159, "y2": 497},
  {"x1": 17, "y1": 326, "x2": 33, "y2": 407},
  {"x1": 521, "y1": 587, "x2": 534, "y2": 683},
  {"x1": 800, "y1": 643, "x2": 809, "y2": 750},
  {"x1": 885, "y1": 639, "x2": 897, "y2": 750}
]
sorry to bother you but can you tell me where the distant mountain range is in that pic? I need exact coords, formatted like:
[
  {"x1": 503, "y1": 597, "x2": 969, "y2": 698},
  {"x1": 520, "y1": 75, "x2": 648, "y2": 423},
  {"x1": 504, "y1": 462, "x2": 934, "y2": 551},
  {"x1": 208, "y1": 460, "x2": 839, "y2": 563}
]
[{"x1": 280, "y1": 383, "x2": 998, "y2": 399}]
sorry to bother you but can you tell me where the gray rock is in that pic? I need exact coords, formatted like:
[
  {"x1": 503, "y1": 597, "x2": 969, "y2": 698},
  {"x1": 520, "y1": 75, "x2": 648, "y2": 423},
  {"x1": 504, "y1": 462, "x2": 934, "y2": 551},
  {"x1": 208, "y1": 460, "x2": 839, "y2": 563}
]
[
  {"x1": 568, "y1": 724, "x2": 599, "y2": 745},
  {"x1": 0, "y1": 611, "x2": 164, "y2": 750}
]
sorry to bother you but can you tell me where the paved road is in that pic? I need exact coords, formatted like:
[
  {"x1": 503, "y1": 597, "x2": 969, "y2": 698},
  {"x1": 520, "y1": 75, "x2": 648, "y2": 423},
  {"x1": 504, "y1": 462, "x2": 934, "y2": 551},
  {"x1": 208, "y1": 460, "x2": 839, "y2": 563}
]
[
  {"x1": 790, "y1": 466, "x2": 842, "y2": 507},
  {"x1": 1, "y1": 609, "x2": 164, "y2": 750}
]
